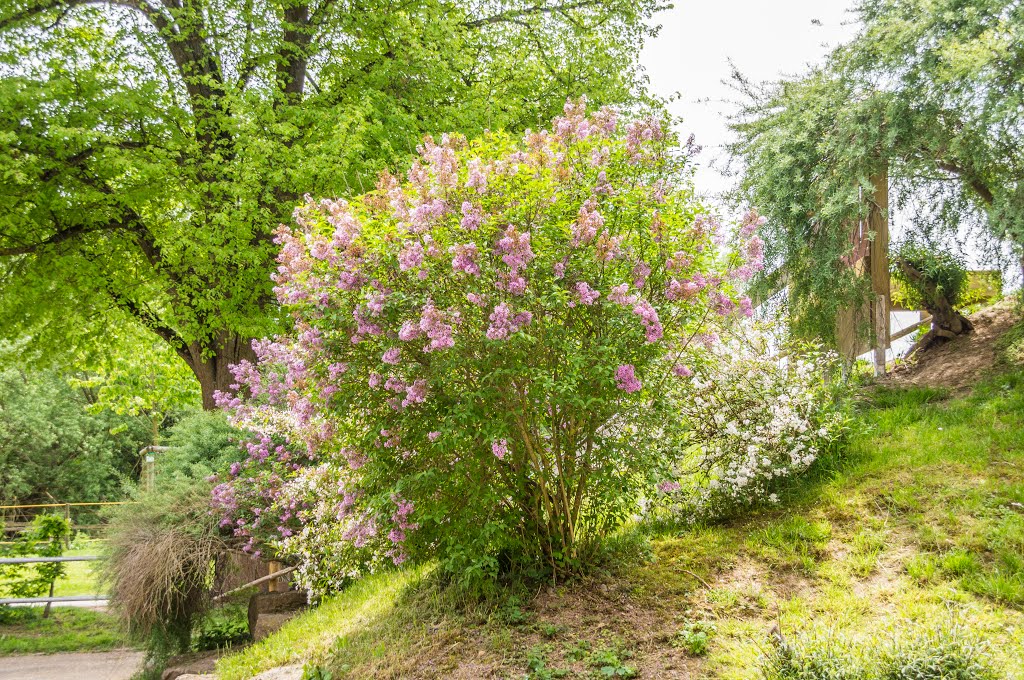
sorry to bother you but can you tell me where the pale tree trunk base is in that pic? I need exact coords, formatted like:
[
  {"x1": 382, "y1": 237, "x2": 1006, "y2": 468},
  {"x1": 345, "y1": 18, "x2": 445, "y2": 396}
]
[{"x1": 907, "y1": 311, "x2": 973, "y2": 357}]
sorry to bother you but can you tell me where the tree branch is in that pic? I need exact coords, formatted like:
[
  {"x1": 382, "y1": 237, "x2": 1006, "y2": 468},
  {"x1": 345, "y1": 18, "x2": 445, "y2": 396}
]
[
  {"x1": 0, "y1": 221, "x2": 123, "y2": 256},
  {"x1": 106, "y1": 286, "x2": 187, "y2": 353},
  {"x1": 464, "y1": 0, "x2": 604, "y2": 28}
]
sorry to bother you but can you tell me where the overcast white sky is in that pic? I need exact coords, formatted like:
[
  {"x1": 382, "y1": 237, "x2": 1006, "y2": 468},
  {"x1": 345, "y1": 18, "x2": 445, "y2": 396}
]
[
  {"x1": 640, "y1": 0, "x2": 860, "y2": 200},
  {"x1": 638, "y1": 0, "x2": 1019, "y2": 305}
]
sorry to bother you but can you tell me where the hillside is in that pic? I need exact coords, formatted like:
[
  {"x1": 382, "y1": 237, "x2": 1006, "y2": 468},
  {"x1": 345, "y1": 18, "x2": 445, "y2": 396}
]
[{"x1": 216, "y1": 304, "x2": 1024, "y2": 680}]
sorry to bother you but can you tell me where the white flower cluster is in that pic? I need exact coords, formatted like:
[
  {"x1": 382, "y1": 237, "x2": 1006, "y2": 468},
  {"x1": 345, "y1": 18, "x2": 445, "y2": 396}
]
[
  {"x1": 272, "y1": 465, "x2": 367, "y2": 600},
  {"x1": 670, "y1": 334, "x2": 846, "y2": 517}
]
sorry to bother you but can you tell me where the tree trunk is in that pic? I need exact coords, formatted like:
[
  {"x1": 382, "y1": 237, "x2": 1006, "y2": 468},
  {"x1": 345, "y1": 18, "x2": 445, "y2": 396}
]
[
  {"x1": 896, "y1": 258, "x2": 974, "y2": 355},
  {"x1": 180, "y1": 331, "x2": 257, "y2": 410}
]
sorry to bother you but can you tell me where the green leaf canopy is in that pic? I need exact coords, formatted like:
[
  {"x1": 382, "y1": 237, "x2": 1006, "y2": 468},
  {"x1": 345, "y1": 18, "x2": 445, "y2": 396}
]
[{"x1": 0, "y1": 0, "x2": 665, "y2": 406}]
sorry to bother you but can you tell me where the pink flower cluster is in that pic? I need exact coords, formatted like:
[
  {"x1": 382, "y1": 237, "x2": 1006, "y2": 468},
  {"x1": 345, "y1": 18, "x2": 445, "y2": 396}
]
[
  {"x1": 615, "y1": 364, "x2": 642, "y2": 393},
  {"x1": 574, "y1": 281, "x2": 600, "y2": 305},
  {"x1": 450, "y1": 242, "x2": 480, "y2": 276},
  {"x1": 487, "y1": 302, "x2": 533, "y2": 340}
]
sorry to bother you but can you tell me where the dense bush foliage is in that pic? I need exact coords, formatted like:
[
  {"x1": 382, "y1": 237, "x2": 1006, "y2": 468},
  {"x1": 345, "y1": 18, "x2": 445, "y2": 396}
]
[
  {"x1": 215, "y1": 100, "x2": 766, "y2": 587},
  {"x1": 658, "y1": 329, "x2": 848, "y2": 518},
  {"x1": 0, "y1": 367, "x2": 150, "y2": 505},
  {"x1": 890, "y1": 242, "x2": 968, "y2": 311},
  {"x1": 161, "y1": 410, "x2": 245, "y2": 482}
]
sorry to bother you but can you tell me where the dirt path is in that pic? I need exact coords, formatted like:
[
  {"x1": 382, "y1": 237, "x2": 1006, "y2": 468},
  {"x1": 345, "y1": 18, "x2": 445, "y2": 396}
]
[
  {"x1": 0, "y1": 650, "x2": 144, "y2": 680},
  {"x1": 884, "y1": 300, "x2": 1018, "y2": 391}
]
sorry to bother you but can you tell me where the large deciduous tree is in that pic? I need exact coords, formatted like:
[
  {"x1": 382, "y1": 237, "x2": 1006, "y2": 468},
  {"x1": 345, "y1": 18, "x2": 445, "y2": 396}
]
[
  {"x1": 0, "y1": 0, "x2": 664, "y2": 407},
  {"x1": 730, "y1": 0, "x2": 1023, "y2": 344}
]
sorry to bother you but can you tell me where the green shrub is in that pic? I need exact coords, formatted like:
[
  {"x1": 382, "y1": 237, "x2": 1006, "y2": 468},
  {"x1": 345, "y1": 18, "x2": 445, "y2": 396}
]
[
  {"x1": 890, "y1": 242, "x2": 968, "y2": 311},
  {"x1": 0, "y1": 514, "x2": 72, "y2": 601},
  {"x1": 161, "y1": 409, "x2": 244, "y2": 481}
]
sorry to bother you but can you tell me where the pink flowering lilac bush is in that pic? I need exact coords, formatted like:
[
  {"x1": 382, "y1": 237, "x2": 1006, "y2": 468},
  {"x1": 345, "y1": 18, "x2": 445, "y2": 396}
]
[
  {"x1": 656, "y1": 327, "x2": 849, "y2": 519},
  {"x1": 214, "y1": 99, "x2": 764, "y2": 587}
]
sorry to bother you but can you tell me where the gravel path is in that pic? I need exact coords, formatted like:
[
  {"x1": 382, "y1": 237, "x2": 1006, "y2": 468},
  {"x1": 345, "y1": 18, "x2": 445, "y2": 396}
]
[{"x1": 0, "y1": 650, "x2": 144, "y2": 680}]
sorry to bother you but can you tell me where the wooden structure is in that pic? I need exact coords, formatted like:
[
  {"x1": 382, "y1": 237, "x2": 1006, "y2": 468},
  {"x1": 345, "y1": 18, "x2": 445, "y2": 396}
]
[{"x1": 836, "y1": 170, "x2": 891, "y2": 374}]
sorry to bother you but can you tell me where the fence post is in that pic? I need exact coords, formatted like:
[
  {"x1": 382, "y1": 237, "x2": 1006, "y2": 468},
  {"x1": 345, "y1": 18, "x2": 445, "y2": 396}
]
[
  {"x1": 873, "y1": 294, "x2": 889, "y2": 376},
  {"x1": 268, "y1": 560, "x2": 284, "y2": 592}
]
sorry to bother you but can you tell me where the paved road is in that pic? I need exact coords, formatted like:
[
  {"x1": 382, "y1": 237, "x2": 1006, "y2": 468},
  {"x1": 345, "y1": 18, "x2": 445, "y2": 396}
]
[{"x1": 0, "y1": 650, "x2": 144, "y2": 680}]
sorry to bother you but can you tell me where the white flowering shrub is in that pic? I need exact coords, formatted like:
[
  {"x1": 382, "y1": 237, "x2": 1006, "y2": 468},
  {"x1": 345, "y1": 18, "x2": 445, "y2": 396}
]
[
  {"x1": 270, "y1": 465, "x2": 371, "y2": 599},
  {"x1": 658, "y1": 329, "x2": 849, "y2": 517}
]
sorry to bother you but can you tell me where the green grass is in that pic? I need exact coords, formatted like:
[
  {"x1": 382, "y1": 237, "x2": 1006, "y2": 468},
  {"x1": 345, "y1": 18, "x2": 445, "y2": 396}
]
[
  {"x1": 0, "y1": 608, "x2": 129, "y2": 655},
  {"x1": 0, "y1": 537, "x2": 107, "y2": 599},
  {"x1": 215, "y1": 365, "x2": 1024, "y2": 679},
  {"x1": 217, "y1": 564, "x2": 434, "y2": 680}
]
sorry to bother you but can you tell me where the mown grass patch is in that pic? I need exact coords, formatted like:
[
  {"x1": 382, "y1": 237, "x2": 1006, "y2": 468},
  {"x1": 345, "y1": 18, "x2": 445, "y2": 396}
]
[{"x1": 0, "y1": 608, "x2": 129, "y2": 655}]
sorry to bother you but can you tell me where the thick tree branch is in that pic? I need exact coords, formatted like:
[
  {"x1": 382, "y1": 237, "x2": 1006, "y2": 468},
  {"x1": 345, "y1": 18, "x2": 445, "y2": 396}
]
[
  {"x1": 932, "y1": 158, "x2": 995, "y2": 206},
  {"x1": 464, "y1": 0, "x2": 604, "y2": 28},
  {"x1": 0, "y1": 221, "x2": 123, "y2": 256}
]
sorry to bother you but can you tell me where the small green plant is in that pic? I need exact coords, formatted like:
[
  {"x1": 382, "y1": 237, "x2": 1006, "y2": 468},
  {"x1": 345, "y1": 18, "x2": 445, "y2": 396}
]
[
  {"x1": 495, "y1": 595, "x2": 530, "y2": 625},
  {"x1": 564, "y1": 638, "x2": 593, "y2": 661},
  {"x1": 301, "y1": 662, "x2": 333, "y2": 680},
  {"x1": 587, "y1": 647, "x2": 637, "y2": 678},
  {"x1": 525, "y1": 644, "x2": 568, "y2": 679},
  {"x1": 673, "y1": 620, "x2": 716, "y2": 656},
  {"x1": 0, "y1": 514, "x2": 72, "y2": 616},
  {"x1": 539, "y1": 622, "x2": 564, "y2": 638},
  {"x1": 192, "y1": 613, "x2": 250, "y2": 651}
]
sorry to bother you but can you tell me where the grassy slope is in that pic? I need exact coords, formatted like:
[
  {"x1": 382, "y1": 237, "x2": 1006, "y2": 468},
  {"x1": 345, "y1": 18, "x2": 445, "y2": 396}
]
[{"x1": 219, "y1": 358, "x2": 1024, "y2": 679}]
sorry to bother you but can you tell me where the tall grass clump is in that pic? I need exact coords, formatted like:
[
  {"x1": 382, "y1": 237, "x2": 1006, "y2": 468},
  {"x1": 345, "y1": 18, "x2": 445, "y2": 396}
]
[{"x1": 103, "y1": 477, "x2": 226, "y2": 669}]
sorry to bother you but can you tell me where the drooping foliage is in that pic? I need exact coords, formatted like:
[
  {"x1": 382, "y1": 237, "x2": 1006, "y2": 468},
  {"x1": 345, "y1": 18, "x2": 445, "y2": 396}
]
[
  {"x1": 891, "y1": 240, "x2": 974, "y2": 349},
  {"x1": 214, "y1": 101, "x2": 765, "y2": 587},
  {"x1": 730, "y1": 0, "x2": 1024, "y2": 343},
  {"x1": 0, "y1": 0, "x2": 666, "y2": 407}
]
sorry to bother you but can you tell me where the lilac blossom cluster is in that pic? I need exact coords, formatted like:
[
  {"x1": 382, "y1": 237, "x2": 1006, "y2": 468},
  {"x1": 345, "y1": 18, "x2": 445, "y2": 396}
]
[{"x1": 213, "y1": 98, "x2": 768, "y2": 582}]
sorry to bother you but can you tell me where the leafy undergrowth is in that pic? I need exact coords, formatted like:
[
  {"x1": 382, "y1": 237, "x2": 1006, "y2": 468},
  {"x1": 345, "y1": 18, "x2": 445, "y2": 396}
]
[
  {"x1": 0, "y1": 608, "x2": 130, "y2": 655},
  {"x1": 218, "y1": 366, "x2": 1024, "y2": 679}
]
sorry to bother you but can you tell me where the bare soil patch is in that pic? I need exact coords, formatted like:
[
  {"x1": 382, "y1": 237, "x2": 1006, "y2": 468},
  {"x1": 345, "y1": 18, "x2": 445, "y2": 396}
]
[{"x1": 885, "y1": 301, "x2": 1018, "y2": 392}]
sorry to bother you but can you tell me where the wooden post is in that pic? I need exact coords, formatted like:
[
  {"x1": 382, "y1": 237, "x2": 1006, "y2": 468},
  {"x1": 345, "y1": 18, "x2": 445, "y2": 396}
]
[
  {"x1": 267, "y1": 560, "x2": 284, "y2": 593},
  {"x1": 873, "y1": 295, "x2": 888, "y2": 375},
  {"x1": 868, "y1": 171, "x2": 890, "y2": 375}
]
